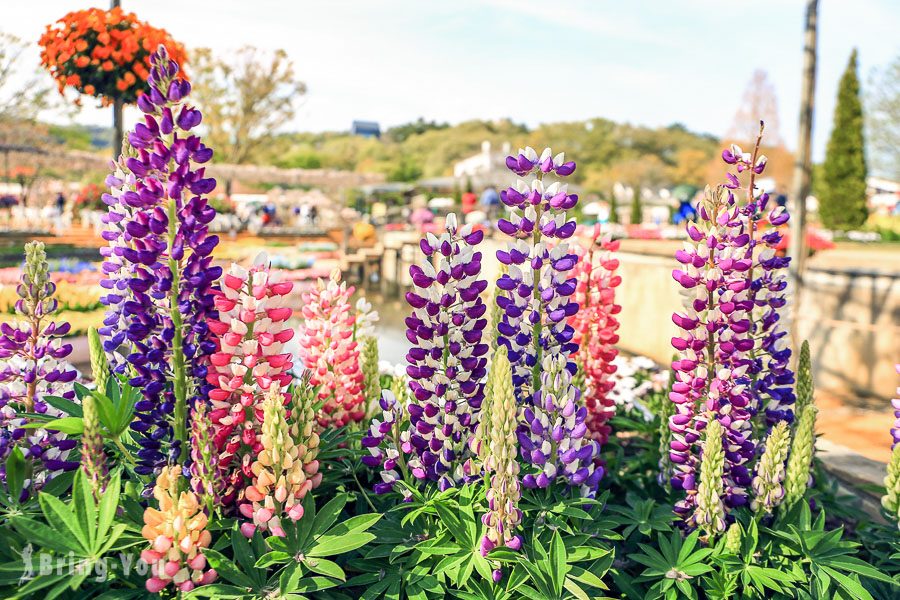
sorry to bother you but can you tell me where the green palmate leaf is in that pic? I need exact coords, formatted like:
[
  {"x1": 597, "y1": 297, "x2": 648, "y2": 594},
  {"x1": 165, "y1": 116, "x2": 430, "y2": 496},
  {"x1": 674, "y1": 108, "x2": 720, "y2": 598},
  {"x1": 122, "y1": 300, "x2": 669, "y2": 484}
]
[
  {"x1": 20, "y1": 417, "x2": 84, "y2": 435},
  {"x1": 71, "y1": 469, "x2": 97, "y2": 550},
  {"x1": 548, "y1": 530, "x2": 567, "y2": 595},
  {"x1": 204, "y1": 548, "x2": 256, "y2": 589},
  {"x1": 37, "y1": 493, "x2": 88, "y2": 552},
  {"x1": 305, "y1": 557, "x2": 346, "y2": 580},
  {"x1": 254, "y1": 550, "x2": 291, "y2": 568},
  {"x1": 97, "y1": 471, "x2": 121, "y2": 541},
  {"x1": 184, "y1": 583, "x2": 251, "y2": 599},
  {"x1": 310, "y1": 532, "x2": 376, "y2": 557},
  {"x1": 820, "y1": 566, "x2": 875, "y2": 600},
  {"x1": 312, "y1": 493, "x2": 349, "y2": 535},
  {"x1": 41, "y1": 395, "x2": 83, "y2": 417},
  {"x1": 4, "y1": 446, "x2": 26, "y2": 501},
  {"x1": 10, "y1": 516, "x2": 81, "y2": 554}
]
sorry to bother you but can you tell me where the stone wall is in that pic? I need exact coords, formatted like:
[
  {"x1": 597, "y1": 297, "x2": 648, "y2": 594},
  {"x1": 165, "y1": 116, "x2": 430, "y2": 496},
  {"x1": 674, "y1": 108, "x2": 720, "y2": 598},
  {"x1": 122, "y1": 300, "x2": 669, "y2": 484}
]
[{"x1": 615, "y1": 251, "x2": 900, "y2": 402}]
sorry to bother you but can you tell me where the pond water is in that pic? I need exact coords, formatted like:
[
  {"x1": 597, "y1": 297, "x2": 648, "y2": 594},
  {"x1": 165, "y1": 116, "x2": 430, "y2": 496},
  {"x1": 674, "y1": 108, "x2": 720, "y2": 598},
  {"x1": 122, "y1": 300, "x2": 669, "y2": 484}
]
[{"x1": 352, "y1": 290, "x2": 409, "y2": 366}]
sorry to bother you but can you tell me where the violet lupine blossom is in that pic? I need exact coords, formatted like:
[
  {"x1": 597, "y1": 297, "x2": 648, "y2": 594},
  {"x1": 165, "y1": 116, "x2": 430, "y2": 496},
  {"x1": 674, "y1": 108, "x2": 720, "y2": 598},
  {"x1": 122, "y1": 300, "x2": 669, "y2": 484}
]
[
  {"x1": 670, "y1": 184, "x2": 756, "y2": 520},
  {"x1": 403, "y1": 214, "x2": 489, "y2": 490},
  {"x1": 98, "y1": 46, "x2": 221, "y2": 475},
  {"x1": 722, "y1": 141, "x2": 795, "y2": 426},
  {"x1": 0, "y1": 242, "x2": 79, "y2": 486},
  {"x1": 669, "y1": 125, "x2": 795, "y2": 525},
  {"x1": 495, "y1": 147, "x2": 601, "y2": 495},
  {"x1": 361, "y1": 389, "x2": 412, "y2": 499}
]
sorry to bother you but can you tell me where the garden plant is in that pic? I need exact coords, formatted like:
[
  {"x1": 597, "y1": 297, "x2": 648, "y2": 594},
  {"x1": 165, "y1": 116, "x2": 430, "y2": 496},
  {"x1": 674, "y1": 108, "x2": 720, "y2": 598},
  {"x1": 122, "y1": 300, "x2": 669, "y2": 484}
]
[{"x1": 0, "y1": 47, "x2": 898, "y2": 600}]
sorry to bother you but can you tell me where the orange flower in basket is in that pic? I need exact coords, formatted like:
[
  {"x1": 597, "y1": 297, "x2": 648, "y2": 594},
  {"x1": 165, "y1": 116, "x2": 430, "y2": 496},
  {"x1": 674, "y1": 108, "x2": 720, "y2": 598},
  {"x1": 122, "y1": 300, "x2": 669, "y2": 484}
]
[{"x1": 38, "y1": 7, "x2": 187, "y2": 106}]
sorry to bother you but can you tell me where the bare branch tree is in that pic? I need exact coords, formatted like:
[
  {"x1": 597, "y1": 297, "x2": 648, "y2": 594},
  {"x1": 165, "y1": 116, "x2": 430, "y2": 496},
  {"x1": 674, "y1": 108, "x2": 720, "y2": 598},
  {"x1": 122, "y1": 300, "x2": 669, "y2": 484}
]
[{"x1": 190, "y1": 46, "x2": 306, "y2": 168}]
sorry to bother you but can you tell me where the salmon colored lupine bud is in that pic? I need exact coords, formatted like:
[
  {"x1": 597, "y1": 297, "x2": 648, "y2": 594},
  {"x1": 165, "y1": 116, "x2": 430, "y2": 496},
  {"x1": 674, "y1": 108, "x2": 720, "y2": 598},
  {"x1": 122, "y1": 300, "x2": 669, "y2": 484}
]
[
  {"x1": 140, "y1": 467, "x2": 216, "y2": 593},
  {"x1": 239, "y1": 384, "x2": 312, "y2": 537},
  {"x1": 297, "y1": 269, "x2": 366, "y2": 427},
  {"x1": 206, "y1": 254, "x2": 295, "y2": 508}
]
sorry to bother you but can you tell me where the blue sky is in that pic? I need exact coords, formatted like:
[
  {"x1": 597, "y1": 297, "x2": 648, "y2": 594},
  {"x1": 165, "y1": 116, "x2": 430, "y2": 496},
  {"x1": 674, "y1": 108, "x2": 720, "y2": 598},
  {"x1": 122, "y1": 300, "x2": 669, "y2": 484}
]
[{"x1": 5, "y1": 0, "x2": 899, "y2": 161}]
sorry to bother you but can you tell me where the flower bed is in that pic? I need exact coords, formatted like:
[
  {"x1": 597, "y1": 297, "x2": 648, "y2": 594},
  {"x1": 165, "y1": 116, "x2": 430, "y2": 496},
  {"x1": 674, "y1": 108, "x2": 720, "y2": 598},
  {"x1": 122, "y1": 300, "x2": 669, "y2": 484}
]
[{"x1": 0, "y1": 49, "x2": 897, "y2": 600}]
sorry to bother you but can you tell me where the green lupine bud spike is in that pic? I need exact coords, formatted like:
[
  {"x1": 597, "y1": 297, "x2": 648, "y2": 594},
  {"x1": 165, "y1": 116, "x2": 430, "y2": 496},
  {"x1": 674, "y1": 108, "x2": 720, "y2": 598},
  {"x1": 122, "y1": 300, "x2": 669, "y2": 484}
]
[
  {"x1": 88, "y1": 327, "x2": 110, "y2": 395},
  {"x1": 658, "y1": 361, "x2": 677, "y2": 490},
  {"x1": 189, "y1": 400, "x2": 221, "y2": 512},
  {"x1": 390, "y1": 374, "x2": 408, "y2": 407},
  {"x1": 795, "y1": 340, "x2": 813, "y2": 413},
  {"x1": 291, "y1": 371, "x2": 321, "y2": 469},
  {"x1": 360, "y1": 336, "x2": 381, "y2": 417},
  {"x1": 693, "y1": 419, "x2": 726, "y2": 539},
  {"x1": 751, "y1": 421, "x2": 791, "y2": 514},
  {"x1": 481, "y1": 346, "x2": 522, "y2": 555},
  {"x1": 474, "y1": 350, "x2": 498, "y2": 468},
  {"x1": 724, "y1": 522, "x2": 742, "y2": 555},
  {"x1": 784, "y1": 404, "x2": 818, "y2": 508},
  {"x1": 80, "y1": 394, "x2": 107, "y2": 500},
  {"x1": 881, "y1": 445, "x2": 900, "y2": 526}
]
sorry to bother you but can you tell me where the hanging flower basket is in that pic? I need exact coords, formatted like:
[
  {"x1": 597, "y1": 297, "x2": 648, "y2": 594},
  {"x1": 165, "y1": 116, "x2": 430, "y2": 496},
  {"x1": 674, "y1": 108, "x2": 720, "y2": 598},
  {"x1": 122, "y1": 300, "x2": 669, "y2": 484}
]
[{"x1": 38, "y1": 7, "x2": 187, "y2": 106}]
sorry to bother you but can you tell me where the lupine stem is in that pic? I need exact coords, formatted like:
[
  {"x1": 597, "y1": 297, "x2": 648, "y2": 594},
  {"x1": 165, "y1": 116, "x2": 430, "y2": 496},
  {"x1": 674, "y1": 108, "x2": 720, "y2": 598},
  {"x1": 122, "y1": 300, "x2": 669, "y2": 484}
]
[{"x1": 168, "y1": 198, "x2": 188, "y2": 455}]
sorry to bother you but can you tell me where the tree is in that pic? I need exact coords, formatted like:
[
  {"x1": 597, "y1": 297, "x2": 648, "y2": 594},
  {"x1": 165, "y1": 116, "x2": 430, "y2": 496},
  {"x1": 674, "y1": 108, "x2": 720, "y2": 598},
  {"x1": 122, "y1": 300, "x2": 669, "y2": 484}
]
[
  {"x1": 608, "y1": 192, "x2": 619, "y2": 224},
  {"x1": 865, "y1": 53, "x2": 900, "y2": 180},
  {"x1": 728, "y1": 70, "x2": 783, "y2": 146},
  {"x1": 190, "y1": 46, "x2": 306, "y2": 190},
  {"x1": 630, "y1": 186, "x2": 643, "y2": 225},
  {"x1": 818, "y1": 49, "x2": 868, "y2": 230},
  {"x1": 0, "y1": 32, "x2": 53, "y2": 152}
]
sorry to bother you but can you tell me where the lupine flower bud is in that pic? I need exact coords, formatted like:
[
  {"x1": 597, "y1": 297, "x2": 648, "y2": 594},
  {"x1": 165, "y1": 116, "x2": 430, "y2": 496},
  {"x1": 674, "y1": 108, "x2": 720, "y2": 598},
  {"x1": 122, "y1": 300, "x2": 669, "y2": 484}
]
[
  {"x1": 795, "y1": 340, "x2": 813, "y2": 413},
  {"x1": 569, "y1": 226, "x2": 621, "y2": 445},
  {"x1": 360, "y1": 336, "x2": 381, "y2": 416},
  {"x1": 724, "y1": 522, "x2": 742, "y2": 554},
  {"x1": 751, "y1": 421, "x2": 790, "y2": 514},
  {"x1": 1, "y1": 241, "x2": 78, "y2": 490},
  {"x1": 141, "y1": 466, "x2": 217, "y2": 593},
  {"x1": 88, "y1": 327, "x2": 109, "y2": 395},
  {"x1": 290, "y1": 372, "x2": 322, "y2": 491},
  {"x1": 783, "y1": 404, "x2": 818, "y2": 507},
  {"x1": 206, "y1": 255, "x2": 294, "y2": 508},
  {"x1": 190, "y1": 401, "x2": 221, "y2": 512},
  {"x1": 693, "y1": 420, "x2": 726, "y2": 539},
  {"x1": 361, "y1": 389, "x2": 411, "y2": 498},
  {"x1": 240, "y1": 384, "x2": 312, "y2": 537},
  {"x1": 298, "y1": 270, "x2": 366, "y2": 427},
  {"x1": 80, "y1": 394, "x2": 107, "y2": 500},
  {"x1": 480, "y1": 347, "x2": 523, "y2": 556},
  {"x1": 882, "y1": 444, "x2": 900, "y2": 527}
]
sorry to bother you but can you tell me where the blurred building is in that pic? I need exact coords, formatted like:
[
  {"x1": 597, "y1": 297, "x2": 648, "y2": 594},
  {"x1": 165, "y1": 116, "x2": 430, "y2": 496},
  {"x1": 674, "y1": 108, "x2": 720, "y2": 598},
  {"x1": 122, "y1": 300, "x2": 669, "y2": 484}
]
[
  {"x1": 453, "y1": 140, "x2": 511, "y2": 187},
  {"x1": 351, "y1": 120, "x2": 381, "y2": 138}
]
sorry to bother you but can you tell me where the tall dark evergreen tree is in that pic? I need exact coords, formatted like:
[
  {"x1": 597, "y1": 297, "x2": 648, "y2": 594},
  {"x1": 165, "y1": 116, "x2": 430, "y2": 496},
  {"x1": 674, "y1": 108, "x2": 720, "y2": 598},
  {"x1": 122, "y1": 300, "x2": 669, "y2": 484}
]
[
  {"x1": 630, "y1": 186, "x2": 643, "y2": 225},
  {"x1": 608, "y1": 192, "x2": 619, "y2": 224},
  {"x1": 818, "y1": 49, "x2": 868, "y2": 230}
]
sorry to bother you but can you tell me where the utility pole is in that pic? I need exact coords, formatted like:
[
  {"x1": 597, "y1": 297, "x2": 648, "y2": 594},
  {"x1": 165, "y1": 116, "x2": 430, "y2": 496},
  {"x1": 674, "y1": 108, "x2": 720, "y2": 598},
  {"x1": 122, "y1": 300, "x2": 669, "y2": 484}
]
[
  {"x1": 111, "y1": 0, "x2": 123, "y2": 161},
  {"x1": 788, "y1": 0, "x2": 818, "y2": 344}
]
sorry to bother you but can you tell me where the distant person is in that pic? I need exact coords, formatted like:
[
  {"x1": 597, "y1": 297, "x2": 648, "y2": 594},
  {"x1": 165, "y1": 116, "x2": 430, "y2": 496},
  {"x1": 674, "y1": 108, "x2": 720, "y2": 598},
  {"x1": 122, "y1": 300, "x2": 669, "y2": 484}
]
[
  {"x1": 461, "y1": 190, "x2": 477, "y2": 214},
  {"x1": 55, "y1": 193, "x2": 66, "y2": 215},
  {"x1": 775, "y1": 188, "x2": 788, "y2": 208},
  {"x1": 480, "y1": 186, "x2": 499, "y2": 220},
  {"x1": 309, "y1": 205, "x2": 318, "y2": 226}
]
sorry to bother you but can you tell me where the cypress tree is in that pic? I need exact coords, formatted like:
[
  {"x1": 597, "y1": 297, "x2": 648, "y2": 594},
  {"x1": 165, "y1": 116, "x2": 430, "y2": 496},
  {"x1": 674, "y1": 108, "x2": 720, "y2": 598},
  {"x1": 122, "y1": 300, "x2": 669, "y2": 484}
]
[
  {"x1": 608, "y1": 193, "x2": 619, "y2": 224},
  {"x1": 630, "y1": 186, "x2": 643, "y2": 225},
  {"x1": 818, "y1": 49, "x2": 868, "y2": 230}
]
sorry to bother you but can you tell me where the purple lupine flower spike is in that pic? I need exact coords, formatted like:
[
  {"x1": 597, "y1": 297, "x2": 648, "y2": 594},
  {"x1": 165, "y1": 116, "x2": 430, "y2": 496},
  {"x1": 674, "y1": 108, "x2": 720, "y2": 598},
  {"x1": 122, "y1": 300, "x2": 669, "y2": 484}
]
[
  {"x1": 669, "y1": 123, "x2": 796, "y2": 527},
  {"x1": 99, "y1": 46, "x2": 221, "y2": 477},
  {"x1": 0, "y1": 242, "x2": 79, "y2": 493},
  {"x1": 495, "y1": 147, "x2": 602, "y2": 496},
  {"x1": 403, "y1": 213, "x2": 489, "y2": 489}
]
